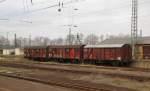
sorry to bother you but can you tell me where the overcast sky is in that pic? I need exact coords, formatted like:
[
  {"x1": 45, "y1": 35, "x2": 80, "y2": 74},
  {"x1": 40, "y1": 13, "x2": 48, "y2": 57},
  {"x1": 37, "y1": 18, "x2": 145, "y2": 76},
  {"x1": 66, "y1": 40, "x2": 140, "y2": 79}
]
[{"x1": 0, "y1": 0, "x2": 150, "y2": 39}]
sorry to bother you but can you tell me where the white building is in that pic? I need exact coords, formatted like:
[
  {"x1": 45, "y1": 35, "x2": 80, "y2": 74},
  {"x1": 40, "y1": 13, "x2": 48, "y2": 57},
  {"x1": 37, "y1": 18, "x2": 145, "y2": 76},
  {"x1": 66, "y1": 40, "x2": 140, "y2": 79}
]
[
  {"x1": 3, "y1": 49, "x2": 15, "y2": 55},
  {"x1": 0, "y1": 46, "x2": 24, "y2": 55},
  {"x1": 15, "y1": 48, "x2": 24, "y2": 55}
]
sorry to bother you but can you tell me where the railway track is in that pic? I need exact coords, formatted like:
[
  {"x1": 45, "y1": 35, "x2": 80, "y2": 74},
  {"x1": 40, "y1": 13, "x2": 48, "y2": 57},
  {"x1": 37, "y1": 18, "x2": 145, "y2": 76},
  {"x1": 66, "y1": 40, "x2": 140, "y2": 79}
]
[
  {"x1": 0, "y1": 62, "x2": 150, "y2": 82},
  {"x1": 0, "y1": 72, "x2": 137, "y2": 91},
  {"x1": 1, "y1": 60, "x2": 150, "y2": 73},
  {"x1": 45, "y1": 63, "x2": 150, "y2": 73}
]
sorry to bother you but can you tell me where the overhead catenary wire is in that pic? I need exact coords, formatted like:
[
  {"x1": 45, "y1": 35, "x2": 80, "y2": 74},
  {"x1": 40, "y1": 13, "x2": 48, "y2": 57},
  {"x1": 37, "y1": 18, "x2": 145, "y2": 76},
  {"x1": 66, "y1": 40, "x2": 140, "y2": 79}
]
[
  {"x1": 1, "y1": 0, "x2": 149, "y2": 19},
  {"x1": 18, "y1": 0, "x2": 150, "y2": 21},
  {"x1": 30, "y1": 0, "x2": 52, "y2": 5},
  {"x1": 31, "y1": 0, "x2": 33, "y2": 5},
  {"x1": 78, "y1": 0, "x2": 150, "y2": 17},
  {"x1": 1, "y1": 0, "x2": 150, "y2": 24},
  {"x1": 0, "y1": 19, "x2": 9, "y2": 21},
  {"x1": 58, "y1": 0, "x2": 64, "y2": 12},
  {"x1": 25, "y1": 0, "x2": 29, "y2": 12},
  {"x1": 27, "y1": 0, "x2": 84, "y2": 13},
  {"x1": 21, "y1": 0, "x2": 32, "y2": 24},
  {"x1": 0, "y1": 0, "x2": 6, "y2": 3},
  {"x1": 22, "y1": 0, "x2": 27, "y2": 12}
]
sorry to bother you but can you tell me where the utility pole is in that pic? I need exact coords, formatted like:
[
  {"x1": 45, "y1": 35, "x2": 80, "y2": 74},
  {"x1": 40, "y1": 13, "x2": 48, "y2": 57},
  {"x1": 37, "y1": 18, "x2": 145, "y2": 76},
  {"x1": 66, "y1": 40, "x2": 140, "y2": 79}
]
[
  {"x1": 131, "y1": 0, "x2": 138, "y2": 60},
  {"x1": 14, "y1": 33, "x2": 17, "y2": 48},
  {"x1": 140, "y1": 29, "x2": 142, "y2": 37},
  {"x1": 69, "y1": 27, "x2": 72, "y2": 45},
  {"x1": 68, "y1": 8, "x2": 78, "y2": 45},
  {"x1": 76, "y1": 33, "x2": 82, "y2": 45},
  {"x1": 6, "y1": 32, "x2": 9, "y2": 46},
  {"x1": 29, "y1": 35, "x2": 31, "y2": 47}
]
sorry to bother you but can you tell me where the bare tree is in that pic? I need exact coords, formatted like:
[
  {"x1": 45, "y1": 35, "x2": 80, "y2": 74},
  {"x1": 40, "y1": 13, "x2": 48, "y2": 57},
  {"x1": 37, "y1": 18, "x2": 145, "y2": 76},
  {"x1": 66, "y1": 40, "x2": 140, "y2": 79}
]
[
  {"x1": 32, "y1": 36, "x2": 50, "y2": 46},
  {"x1": 84, "y1": 34, "x2": 99, "y2": 45},
  {"x1": 55, "y1": 38, "x2": 64, "y2": 45},
  {"x1": 106, "y1": 33, "x2": 131, "y2": 40},
  {"x1": 0, "y1": 35, "x2": 9, "y2": 46},
  {"x1": 74, "y1": 33, "x2": 84, "y2": 45},
  {"x1": 43, "y1": 37, "x2": 50, "y2": 46},
  {"x1": 100, "y1": 34, "x2": 104, "y2": 42},
  {"x1": 65, "y1": 34, "x2": 75, "y2": 45}
]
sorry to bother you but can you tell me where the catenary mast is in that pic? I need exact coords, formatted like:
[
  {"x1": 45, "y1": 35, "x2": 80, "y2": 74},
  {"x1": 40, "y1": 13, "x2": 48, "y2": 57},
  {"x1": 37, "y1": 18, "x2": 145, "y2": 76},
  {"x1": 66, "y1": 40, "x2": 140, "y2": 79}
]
[{"x1": 131, "y1": 0, "x2": 138, "y2": 60}]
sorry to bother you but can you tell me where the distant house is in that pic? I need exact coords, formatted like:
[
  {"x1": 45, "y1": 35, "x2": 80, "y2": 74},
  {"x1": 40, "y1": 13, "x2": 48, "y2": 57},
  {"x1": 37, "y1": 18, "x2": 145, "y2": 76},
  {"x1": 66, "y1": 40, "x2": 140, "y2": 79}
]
[
  {"x1": 0, "y1": 46, "x2": 15, "y2": 55},
  {"x1": 100, "y1": 36, "x2": 150, "y2": 60},
  {"x1": 0, "y1": 46, "x2": 24, "y2": 56}
]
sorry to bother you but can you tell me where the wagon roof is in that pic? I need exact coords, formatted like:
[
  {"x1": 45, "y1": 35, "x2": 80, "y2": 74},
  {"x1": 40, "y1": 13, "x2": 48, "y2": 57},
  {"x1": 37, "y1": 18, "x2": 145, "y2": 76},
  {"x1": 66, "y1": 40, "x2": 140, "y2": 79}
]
[
  {"x1": 47, "y1": 45, "x2": 84, "y2": 48},
  {"x1": 24, "y1": 46, "x2": 47, "y2": 49},
  {"x1": 85, "y1": 44, "x2": 127, "y2": 48}
]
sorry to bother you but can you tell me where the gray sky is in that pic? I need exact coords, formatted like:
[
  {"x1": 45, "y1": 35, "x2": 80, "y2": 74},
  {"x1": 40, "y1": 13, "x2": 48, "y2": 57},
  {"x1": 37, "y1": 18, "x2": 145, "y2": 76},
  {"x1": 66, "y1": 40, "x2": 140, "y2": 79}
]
[{"x1": 0, "y1": 0, "x2": 150, "y2": 38}]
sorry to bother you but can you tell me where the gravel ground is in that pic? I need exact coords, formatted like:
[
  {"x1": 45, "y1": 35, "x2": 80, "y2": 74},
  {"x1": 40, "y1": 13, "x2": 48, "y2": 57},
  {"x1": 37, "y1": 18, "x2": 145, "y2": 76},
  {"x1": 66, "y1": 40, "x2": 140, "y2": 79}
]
[
  {"x1": 0, "y1": 58, "x2": 150, "y2": 91},
  {"x1": 69, "y1": 74, "x2": 150, "y2": 91},
  {"x1": 0, "y1": 76, "x2": 75, "y2": 91},
  {"x1": 0, "y1": 66, "x2": 149, "y2": 91}
]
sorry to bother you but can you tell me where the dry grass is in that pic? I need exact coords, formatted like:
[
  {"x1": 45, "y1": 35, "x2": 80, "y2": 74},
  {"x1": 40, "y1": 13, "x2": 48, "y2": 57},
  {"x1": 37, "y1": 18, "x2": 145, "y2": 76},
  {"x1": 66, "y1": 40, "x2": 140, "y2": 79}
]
[
  {"x1": 69, "y1": 74, "x2": 150, "y2": 91},
  {"x1": 0, "y1": 67, "x2": 30, "y2": 73}
]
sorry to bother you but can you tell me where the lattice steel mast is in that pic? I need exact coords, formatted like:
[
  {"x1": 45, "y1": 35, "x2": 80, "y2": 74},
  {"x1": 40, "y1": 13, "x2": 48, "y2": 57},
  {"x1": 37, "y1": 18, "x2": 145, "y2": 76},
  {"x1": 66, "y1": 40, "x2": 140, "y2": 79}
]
[{"x1": 131, "y1": 0, "x2": 138, "y2": 60}]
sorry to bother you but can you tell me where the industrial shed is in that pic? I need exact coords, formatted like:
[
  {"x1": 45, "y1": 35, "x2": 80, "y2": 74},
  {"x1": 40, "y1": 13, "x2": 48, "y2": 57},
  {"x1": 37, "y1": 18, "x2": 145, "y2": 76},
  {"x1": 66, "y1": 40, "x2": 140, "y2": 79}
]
[{"x1": 100, "y1": 36, "x2": 150, "y2": 60}]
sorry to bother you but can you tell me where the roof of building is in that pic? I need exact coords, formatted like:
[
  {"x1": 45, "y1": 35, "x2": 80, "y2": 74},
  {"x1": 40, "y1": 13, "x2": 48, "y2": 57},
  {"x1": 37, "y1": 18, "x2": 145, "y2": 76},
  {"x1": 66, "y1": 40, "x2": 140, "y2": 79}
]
[
  {"x1": 0, "y1": 45, "x2": 15, "y2": 50},
  {"x1": 100, "y1": 36, "x2": 150, "y2": 45},
  {"x1": 138, "y1": 37, "x2": 150, "y2": 44},
  {"x1": 85, "y1": 44, "x2": 126, "y2": 48}
]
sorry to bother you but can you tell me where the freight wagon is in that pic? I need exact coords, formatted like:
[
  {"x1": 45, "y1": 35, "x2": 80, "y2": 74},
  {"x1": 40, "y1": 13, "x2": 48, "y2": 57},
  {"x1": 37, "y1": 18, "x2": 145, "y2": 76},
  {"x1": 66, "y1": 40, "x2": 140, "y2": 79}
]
[
  {"x1": 84, "y1": 44, "x2": 132, "y2": 66},
  {"x1": 24, "y1": 46, "x2": 47, "y2": 61},
  {"x1": 24, "y1": 44, "x2": 132, "y2": 66},
  {"x1": 47, "y1": 45, "x2": 84, "y2": 63}
]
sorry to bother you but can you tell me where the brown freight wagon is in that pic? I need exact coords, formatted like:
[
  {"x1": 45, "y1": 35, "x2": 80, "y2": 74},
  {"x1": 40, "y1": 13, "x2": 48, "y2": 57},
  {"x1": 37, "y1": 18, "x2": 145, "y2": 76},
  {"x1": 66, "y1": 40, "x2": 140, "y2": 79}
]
[
  {"x1": 47, "y1": 45, "x2": 84, "y2": 63},
  {"x1": 84, "y1": 44, "x2": 132, "y2": 66},
  {"x1": 24, "y1": 47, "x2": 30, "y2": 58},
  {"x1": 24, "y1": 46, "x2": 47, "y2": 61}
]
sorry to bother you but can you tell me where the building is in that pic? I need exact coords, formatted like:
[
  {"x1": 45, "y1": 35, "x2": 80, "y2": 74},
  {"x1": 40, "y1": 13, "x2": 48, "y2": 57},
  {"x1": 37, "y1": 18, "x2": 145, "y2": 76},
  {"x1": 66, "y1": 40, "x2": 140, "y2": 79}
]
[
  {"x1": 15, "y1": 48, "x2": 24, "y2": 55},
  {"x1": 0, "y1": 46, "x2": 24, "y2": 56},
  {"x1": 100, "y1": 36, "x2": 150, "y2": 61},
  {"x1": 0, "y1": 46, "x2": 15, "y2": 55}
]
